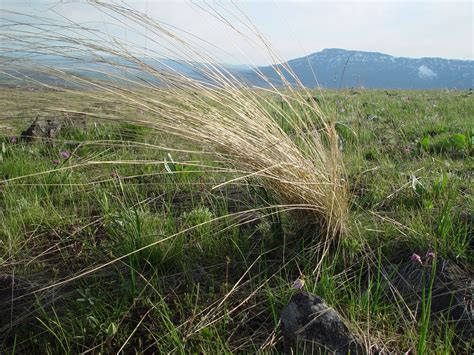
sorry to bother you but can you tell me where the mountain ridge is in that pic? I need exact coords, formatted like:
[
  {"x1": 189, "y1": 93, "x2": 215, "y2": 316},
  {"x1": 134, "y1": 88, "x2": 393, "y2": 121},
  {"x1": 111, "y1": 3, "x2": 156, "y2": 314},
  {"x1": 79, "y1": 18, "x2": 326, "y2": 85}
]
[{"x1": 249, "y1": 48, "x2": 473, "y2": 89}]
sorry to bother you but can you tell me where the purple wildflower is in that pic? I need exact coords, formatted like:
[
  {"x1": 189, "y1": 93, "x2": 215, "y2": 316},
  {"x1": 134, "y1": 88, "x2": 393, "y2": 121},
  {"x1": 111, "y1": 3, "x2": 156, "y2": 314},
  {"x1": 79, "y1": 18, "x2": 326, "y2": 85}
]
[
  {"x1": 292, "y1": 276, "x2": 305, "y2": 290},
  {"x1": 426, "y1": 251, "x2": 435, "y2": 260},
  {"x1": 60, "y1": 150, "x2": 71, "y2": 159},
  {"x1": 52, "y1": 159, "x2": 60, "y2": 165},
  {"x1": 410, "y1": 253, "x2": 422, "y2": 265},
  {"x1": 9, "y1": 136, "x2": 17, "y2": 144}
]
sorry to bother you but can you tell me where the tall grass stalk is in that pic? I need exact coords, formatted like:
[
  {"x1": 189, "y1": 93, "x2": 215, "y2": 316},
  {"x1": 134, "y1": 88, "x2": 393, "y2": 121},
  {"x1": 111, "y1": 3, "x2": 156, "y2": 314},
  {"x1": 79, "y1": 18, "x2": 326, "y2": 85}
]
[{"x1": 417, "y1": 258, "x2": 437, "y2": 354}]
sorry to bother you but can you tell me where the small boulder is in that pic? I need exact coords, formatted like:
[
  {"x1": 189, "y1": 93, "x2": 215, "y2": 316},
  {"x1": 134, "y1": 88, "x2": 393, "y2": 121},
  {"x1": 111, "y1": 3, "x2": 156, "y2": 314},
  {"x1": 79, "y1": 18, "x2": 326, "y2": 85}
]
[
  {"x1": 20, "y1": 117, "x2": 62, "y2": 141},
  {"x1": 281, "y1": 292, "x2": 364, "y2": 354},
  {"x1": 389, "y1": 257, "x2": 473, "y2": 337},
  {"x1": 306, "y1": 96, "x2": 321, "y2": 104},
  {"x1": 365, "y1": 114, "x2": 379, "y2": 121}
]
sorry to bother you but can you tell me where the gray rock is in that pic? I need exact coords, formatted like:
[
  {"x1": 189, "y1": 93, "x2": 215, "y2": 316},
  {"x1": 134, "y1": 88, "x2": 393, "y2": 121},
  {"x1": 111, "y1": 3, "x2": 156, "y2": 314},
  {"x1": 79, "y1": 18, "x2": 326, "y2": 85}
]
[
  {"x1": 365, "y1": 114, "x2": 379, "y2": 121},
  {"x1": 20, "y1": 117, "x2": 62, "y2": 141},
  {"x1": 281, "y1": 292, "x2": 364, "y2": 354},
  {"x1": 20, "y1": 113, "x2": 89, "y2": 142},
  {"x1": 389, "y1": 257, "x2": 473, "y2": 337},
  {"x1": 306, "y1": 96, "x2": 321, "y2": 104}
]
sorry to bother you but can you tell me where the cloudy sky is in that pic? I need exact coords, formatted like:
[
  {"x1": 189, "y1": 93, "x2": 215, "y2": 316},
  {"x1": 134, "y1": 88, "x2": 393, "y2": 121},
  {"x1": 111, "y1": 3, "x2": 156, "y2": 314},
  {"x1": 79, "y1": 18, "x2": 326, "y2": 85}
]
[{"x1": 2, "y1": 1, "x2": 473, "y2": 65}]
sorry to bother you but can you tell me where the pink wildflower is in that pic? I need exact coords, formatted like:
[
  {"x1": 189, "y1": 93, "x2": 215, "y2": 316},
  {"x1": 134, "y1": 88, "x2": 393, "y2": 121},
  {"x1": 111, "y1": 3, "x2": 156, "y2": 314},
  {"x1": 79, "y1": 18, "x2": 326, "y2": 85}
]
[
  {"x1": 292, "y1": 276, "x2": 305, "y2": 290},
  {"x1": 111, "y1": 171, "x2": 118, "y2": 178},
  {"x1": 60, "y1": 150, "x2": 71, "y2": 159},
  {"x1": 426, "y1": 251, "x2": 435, "y2": 260},
  {"x1": 52, "y1": 159, "x2": 60, "y2": 165},
  {"x1": 410, "y1": 253, "x2": 422, "y2": 265}
]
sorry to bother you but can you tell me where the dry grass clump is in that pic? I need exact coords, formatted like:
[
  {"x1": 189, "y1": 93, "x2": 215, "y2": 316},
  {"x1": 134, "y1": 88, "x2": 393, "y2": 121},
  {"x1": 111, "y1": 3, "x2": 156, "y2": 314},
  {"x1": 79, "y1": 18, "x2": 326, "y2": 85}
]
[{"x1": 0, "y1": 1, "x2": 348, "y2": 238}]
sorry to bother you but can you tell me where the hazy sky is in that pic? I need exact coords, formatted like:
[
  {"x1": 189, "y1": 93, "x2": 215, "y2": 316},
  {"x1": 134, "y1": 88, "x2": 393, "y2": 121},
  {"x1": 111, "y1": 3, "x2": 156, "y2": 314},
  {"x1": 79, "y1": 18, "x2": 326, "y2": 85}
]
[{"x1": 3, "y1": 1, "x2": 473, "y2": 65}]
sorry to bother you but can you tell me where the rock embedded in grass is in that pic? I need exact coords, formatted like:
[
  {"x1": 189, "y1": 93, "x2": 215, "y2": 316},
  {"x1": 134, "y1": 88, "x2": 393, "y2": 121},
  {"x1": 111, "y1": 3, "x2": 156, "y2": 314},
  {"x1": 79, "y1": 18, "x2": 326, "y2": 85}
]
[
  {"x1": 389, "y1": 257, "x2": 473, "y2": 337},
  {"x1": 281, "y1": 292, "x2": 364, "y2": 354},
  {"x1": 20, "y1": 117, "x2": 62, "y2": 141},
  {"x1": 365, "y1": 114, "x2": 379, "y2": 121}
]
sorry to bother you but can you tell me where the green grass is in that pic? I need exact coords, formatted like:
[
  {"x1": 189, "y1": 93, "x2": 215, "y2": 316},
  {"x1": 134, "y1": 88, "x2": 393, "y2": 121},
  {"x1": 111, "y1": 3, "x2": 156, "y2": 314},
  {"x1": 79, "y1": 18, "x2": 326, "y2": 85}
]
[{"x1": 1, "y1": 88, "x2": 472, "y2": 353}]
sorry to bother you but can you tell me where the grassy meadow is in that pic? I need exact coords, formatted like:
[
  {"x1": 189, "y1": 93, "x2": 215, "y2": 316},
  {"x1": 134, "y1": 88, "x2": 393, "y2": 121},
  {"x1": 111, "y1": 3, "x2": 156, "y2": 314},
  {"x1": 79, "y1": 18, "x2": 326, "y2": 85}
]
[{"x1": 0, "y1": 87, "x2": 472, "y2": 353}]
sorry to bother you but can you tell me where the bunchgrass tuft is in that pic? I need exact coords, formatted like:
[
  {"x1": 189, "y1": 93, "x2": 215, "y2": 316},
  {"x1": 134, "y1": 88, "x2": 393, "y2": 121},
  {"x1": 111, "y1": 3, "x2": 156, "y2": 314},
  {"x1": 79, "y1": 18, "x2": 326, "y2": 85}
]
[{"x1": 1, "y1": 2, "x2": 349, "y2": 239}]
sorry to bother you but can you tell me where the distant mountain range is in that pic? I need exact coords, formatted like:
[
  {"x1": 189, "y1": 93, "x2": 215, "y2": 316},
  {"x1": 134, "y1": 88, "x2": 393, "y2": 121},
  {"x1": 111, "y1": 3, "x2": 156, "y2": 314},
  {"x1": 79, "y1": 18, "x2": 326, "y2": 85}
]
[
  {"x1": 244, "y1": 48, "x2": 473, "y2": 89},
  {"x1": 2, "y1": 48, "x2": 472, "y2": 89}
]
